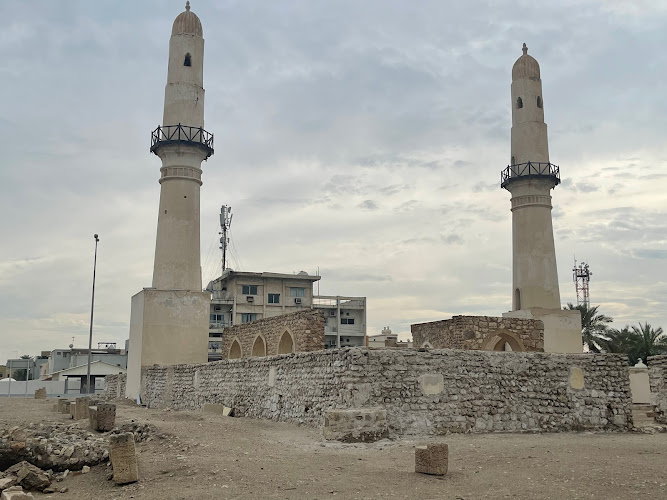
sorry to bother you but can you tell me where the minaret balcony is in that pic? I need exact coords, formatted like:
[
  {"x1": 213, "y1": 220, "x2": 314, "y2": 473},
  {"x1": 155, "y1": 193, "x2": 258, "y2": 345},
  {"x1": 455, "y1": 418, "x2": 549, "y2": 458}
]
[
  {"x1": 150, "y1": 124, "x2": 214, "y2": 159},
  {"x1": 501, "y1": 162, "x2": 560, "y2": 189}
]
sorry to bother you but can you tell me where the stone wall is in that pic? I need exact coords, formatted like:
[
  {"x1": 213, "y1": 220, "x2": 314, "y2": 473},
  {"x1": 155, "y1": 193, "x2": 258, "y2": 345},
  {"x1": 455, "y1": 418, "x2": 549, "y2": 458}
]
[
  {"x1": 130, "y1": 348, "x2": 631, "y2": 435},
  {"x1": 221, "y1": 309, "x2": 325, "y2": 359},
  {"x1": 411, "y1": 315, "x2": 544, "y2": 352},
  {"x1": 648, "y1": 354, "x2": 667, "y2": 424}
]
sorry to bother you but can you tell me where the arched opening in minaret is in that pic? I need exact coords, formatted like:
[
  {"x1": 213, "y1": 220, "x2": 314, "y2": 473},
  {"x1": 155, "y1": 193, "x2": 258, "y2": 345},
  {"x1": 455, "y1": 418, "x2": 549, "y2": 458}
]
[
  {"x1": 515, "y1": 288, "x2": 522, "y2": 310},
  {"x1": 184, "y1": 53, "x2": 192, "y2": 67},
  {"x1": 537, "y1": 96, "x2": 543, "y2": 108},
  {"x1": 516, "y1": 97, "x2": 523, "y2": 109}
]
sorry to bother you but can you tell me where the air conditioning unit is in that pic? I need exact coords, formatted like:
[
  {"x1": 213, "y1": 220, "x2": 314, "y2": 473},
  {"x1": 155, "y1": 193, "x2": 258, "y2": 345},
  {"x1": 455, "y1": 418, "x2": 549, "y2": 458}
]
[
  {"x1": 329, "y1": 310, "x2": 336, "y2": 316},
  {"x1": 294, "y1": 297, "x2": 302, "y2": 305},
  {"x1": 247, "y1": 296, "x2": 254, "y2": 303}
]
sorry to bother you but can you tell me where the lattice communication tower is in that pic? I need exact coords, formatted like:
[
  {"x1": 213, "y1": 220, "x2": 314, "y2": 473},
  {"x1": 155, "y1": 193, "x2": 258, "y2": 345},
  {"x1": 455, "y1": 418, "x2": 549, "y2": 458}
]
[
  {"x1": 219, "y1": 205, "x2": 233, "y2": 272},
  {"x1": 573, "y1": 260, "x2": 592, "y2": 307}
]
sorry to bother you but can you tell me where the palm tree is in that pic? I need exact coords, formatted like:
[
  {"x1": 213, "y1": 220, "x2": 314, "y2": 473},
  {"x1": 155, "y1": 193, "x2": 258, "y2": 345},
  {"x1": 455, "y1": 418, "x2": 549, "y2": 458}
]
[
  {"x1": 630, "y1": 322, "x2": 667, "y2": 364},
  {"x1": 564, "y1": 303, "x2": 613, "y2": 352},
  {"x1": 598, "y1": 327, "x2": 639, "y2": 364}
]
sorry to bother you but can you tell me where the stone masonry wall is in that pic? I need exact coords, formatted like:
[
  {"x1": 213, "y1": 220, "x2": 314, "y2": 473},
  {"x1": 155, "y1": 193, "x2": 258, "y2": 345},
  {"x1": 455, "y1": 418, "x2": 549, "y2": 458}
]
[
  {"x1": 648, "y1": 354, "x2": 667, "y2": 424},
  {"x1": 221, "y1": 309, "x2": 325, "y2": 359},
  {"x1": 132, "y1": 348, "x2": 631, "y2": 436},
  {"x1": 411, "y1": 315, "x2": 544, "y2": 352}
]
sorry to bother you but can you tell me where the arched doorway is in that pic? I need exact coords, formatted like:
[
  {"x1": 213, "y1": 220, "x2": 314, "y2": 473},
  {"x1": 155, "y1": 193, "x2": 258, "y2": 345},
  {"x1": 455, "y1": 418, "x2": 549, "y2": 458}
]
[
  {"x1": 277, "y1": 331, "x2": 295, "y2": 354},
  {"x1": 228, "y1": 339, "x2": 242, "y2": 359},
  {"x1": 252, "y1": 335, "x2": 266, "y2": 357},
  {"x1": 481, "y1": 330, "x2": 526, "y2": 352}
]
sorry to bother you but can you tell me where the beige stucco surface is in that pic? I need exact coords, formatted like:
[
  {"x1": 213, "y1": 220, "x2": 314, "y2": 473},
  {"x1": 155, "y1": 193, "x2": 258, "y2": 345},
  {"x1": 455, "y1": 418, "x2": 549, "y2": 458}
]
[
  {"x1": 126, "y1": 289, "x2": 210, "y2": 399},
  {"x1": 629, "y1": 367, "x2": 651, "y2": 404},
  {"x1": 503, "y1": 308, "x2": 582, "y2": 354}
]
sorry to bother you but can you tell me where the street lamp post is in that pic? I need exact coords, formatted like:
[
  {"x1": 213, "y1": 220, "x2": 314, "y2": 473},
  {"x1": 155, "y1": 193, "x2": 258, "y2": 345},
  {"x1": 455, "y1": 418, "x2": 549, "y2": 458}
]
[{"x1": 86, "y1": 234, "x2": 99, "y2": 394}]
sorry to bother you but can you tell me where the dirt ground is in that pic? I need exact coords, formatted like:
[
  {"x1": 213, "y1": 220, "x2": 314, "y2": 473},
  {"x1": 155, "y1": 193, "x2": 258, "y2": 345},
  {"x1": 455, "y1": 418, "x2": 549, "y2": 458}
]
[{"x1": 0, "y1": 398, "x2": 665, "y2": 499}]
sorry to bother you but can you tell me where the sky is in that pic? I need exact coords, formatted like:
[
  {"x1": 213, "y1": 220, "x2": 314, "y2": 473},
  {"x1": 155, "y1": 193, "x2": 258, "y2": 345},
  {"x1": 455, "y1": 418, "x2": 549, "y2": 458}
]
[{"x1": 1, "y1": 0, "x2": 667, "y2": 362}]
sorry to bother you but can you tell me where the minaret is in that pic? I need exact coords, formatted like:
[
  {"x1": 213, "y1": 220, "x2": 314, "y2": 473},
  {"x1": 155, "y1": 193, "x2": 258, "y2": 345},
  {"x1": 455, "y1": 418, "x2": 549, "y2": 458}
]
[
  {"x1": 502, "y1": 43, "x2": 561, "y2": 311},
  {"x1": 126, "y1": 3, "x2": 212, "y2": 399},
  {"x1": 151, "y1": 0, "x2": 213, "y2": 291}
]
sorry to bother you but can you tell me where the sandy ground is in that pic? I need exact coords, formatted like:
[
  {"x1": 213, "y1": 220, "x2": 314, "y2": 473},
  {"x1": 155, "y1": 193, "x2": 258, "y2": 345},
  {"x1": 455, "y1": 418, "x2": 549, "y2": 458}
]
[{"x1": 0, "y1": 398, "x2": 665, "y2": 499}]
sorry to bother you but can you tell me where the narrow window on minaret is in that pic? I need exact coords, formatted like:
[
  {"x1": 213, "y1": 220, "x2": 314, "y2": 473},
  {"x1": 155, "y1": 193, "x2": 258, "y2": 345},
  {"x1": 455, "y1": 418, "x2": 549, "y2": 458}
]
[
  {"x1": 537, "y1": 96, "x2": 543, "y2": 108},
  {"x1": 184, "y1": 53, "x2": 192, "y2": 66},
  {"x1": 516, "y1": 97, "x2": 523, "y2": 109},
  {"x1": 515, "y1": 289, "x2": 521, "y2": 310}
]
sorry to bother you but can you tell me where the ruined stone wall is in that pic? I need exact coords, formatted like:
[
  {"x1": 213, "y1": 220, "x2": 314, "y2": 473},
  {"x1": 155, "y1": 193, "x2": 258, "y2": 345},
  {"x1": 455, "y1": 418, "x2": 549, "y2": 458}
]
[
  {"x1": 648, "y1": 354, "x2": 667, "y2": 424},
  {"x1": 221, "y1": 309, "x2": 324, "y2": 359},
  {"x1": 135, "y1": 348, "x2": 631, "y2": 435},
  {"x1": 411, "y1": 315, "x2": 544, "y2": 352}
]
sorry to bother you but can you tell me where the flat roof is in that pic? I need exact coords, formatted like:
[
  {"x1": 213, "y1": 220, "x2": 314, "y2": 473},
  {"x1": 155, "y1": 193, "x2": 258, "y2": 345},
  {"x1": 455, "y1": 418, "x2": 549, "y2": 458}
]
[{"x1": 209, "y1": 270, "x2": 321, "y2": 287}]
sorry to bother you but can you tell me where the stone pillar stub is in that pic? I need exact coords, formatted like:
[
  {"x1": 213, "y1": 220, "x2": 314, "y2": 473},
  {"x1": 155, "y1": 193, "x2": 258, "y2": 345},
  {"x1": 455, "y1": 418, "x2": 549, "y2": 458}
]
[
  {"x1": 109, "y1": 432, "x2": 139, "y2": 484},
  {"x1": 415, "y1": 443, "x2": 449, "y2": 476}
]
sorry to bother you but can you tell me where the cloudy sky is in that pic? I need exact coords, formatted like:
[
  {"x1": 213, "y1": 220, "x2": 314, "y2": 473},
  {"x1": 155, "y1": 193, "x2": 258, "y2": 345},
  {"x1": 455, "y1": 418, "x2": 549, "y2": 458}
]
[{"x1": 2, "y1": 0, "x2": 667, "y2": 361}]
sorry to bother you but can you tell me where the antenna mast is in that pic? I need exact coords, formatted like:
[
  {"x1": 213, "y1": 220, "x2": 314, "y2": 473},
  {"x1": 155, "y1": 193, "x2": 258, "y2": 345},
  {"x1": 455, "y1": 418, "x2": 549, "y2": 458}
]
[
  {"x1": 572, "y1": 259, "x2": 592, "y2": 308},
  {"x1": 219, "y1": 205, "x2": 233, "y2": 272}
]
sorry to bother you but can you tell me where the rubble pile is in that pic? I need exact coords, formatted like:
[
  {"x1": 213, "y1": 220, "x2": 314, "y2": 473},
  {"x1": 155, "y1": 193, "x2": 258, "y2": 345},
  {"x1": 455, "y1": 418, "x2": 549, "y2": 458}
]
[{"x1": 0, "y1": 423, "x2": 108, "y2": 472}]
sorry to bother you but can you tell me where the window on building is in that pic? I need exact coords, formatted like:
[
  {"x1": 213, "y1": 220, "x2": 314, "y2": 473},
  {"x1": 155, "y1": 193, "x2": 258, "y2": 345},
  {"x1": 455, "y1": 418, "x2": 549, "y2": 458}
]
[
  {"x1": 341, "y1": 318, "x2": 355, "y2": 325},
  {"x1": 209, "y1": 333, "x2": 223, "y2": 338},
  {"x1": 241, "y1": 313, "x2": 258, "y2": 324},
  {"x1": 289, "y1": 287, "x2": 305, "y2": 298},
  {"x1": 184, "y1": 53, "x2": 191, "y2": 66},
  {"x1": 268, "y1": 293, "x2": 280, "y2": 304},
  {"x1": 209, "y1": 314, "x2": 225, "y2": 322},
  {"x1": 208, "y1": 341, "x2": 221, "y2": 351},
  {"x1": 242, "y1": 285, "x2": 258, "y2": 295}
]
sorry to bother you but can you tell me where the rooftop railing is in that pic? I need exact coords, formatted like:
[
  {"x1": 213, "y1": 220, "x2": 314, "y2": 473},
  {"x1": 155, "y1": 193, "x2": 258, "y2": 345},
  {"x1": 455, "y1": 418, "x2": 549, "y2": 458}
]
[{"x1": 500, "y1": 162, "x2": 560, "y2": 189}]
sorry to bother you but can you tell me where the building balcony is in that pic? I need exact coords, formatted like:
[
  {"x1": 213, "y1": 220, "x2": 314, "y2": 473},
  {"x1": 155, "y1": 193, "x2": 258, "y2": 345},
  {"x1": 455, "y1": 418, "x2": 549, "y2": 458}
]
[
  {"x1": 150, "y1": 124, "x2": 214, "y2": 159},
  {"x1": 500, "y1": 162, "x2": 560, "y2": 189},
  {"x1": 209, "y1": 321, "x2": 231, "y2": 330},
  {"x1": 211, "y1": 290, "x2": 234, "y2": 302},
  {"x1": 313, "y1": 296, "x2": 366, "y2": 309}
]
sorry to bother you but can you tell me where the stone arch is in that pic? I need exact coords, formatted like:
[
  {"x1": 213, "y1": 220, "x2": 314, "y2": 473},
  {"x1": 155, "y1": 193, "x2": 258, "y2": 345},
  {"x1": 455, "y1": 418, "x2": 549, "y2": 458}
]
[
  {"x1": 481, "y1": 329, "x2": 527, "y2": 352},
  {"x1": 228, "y1": 337, "x2": 242, "y2": 359},
  {"x1": 277, "y1": 330, "x2": 295, "y2": 354},
  {"x1": 252, "y1": 335, "x2": 267, "y2": 357}
]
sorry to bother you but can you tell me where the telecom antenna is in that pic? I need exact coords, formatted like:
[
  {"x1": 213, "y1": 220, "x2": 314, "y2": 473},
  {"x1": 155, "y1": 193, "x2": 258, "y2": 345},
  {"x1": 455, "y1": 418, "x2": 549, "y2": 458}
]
[
  {"x1": 572, "y1": 259, "x2": 592, "y2": 307},
  {"x1": 219, "y1": 205, "x2": 233, "y2": 272}
]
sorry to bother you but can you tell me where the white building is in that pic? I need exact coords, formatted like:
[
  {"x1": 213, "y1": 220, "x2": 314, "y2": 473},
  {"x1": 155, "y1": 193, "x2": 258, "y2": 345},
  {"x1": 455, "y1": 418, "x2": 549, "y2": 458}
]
[
  {"x1": 367, "y1": 327, "x2": 412, "y2": 348},
  {"x1": 205, "y1": 271, "x2": 367, "y2": 359}
]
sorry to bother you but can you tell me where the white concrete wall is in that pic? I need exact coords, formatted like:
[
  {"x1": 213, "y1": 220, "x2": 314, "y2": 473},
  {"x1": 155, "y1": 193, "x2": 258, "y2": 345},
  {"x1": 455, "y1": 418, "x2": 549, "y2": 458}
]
[
  {"x1": 0, "y1": 378, "x2": 104, "y2": 396},
  {"x1": 503, "y1": 308, "x2": 582, "y2": 353},
  {"x1": 629, "y1": 366, "x2": 651, "y2": 404}
]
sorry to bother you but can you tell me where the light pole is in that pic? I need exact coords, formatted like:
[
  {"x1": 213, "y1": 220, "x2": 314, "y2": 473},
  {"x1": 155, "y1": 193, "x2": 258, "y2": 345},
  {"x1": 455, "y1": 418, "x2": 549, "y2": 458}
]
[{"x1": 86, "y1": 234, "x2": 99, "y2": 394}]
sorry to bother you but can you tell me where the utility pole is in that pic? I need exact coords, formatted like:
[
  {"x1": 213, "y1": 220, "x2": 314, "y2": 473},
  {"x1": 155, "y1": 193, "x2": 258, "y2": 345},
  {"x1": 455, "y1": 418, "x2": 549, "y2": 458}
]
[
  {"x1": 219, "y1": 205, "x2": 233, "y2": 272},
  {"x1": 86, "y1": 234, "x2": 99, "y2": 394}
]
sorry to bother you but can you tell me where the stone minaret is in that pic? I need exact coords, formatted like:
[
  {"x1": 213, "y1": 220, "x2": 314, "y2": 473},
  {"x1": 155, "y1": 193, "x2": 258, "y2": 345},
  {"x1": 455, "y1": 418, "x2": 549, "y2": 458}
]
[
  {"x1": 151, "y1": 0, "x2": 213, "y2": 291},
  {"x1": 126, "y1": 3, "x2": 212, "y2": 399},
  {"x1": 502, "y1": 43, "x2": 561, "y2": 312}
]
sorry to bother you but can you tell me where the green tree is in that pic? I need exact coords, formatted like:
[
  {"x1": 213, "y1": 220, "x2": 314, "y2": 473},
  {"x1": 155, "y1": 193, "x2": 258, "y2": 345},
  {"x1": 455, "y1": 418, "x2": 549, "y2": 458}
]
[
  {"x1": 629, "y1": 322, "x2": 667, "y2": 364},
  {"x1": 598, "y1": 327, "x2": 639, "y2": 364},
  {"x1": 564, "y1": 303, "x2": 613, "y2": 352},
  {"x1": 12, "y1": 369, "x2": 27, "y2": 381}
]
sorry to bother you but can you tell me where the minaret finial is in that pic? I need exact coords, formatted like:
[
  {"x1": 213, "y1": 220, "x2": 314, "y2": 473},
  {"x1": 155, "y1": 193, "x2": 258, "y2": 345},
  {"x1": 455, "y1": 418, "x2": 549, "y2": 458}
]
[
  {"x1": 522, "y1": 43, "x2": 528, "y2": 56},
  {"x1": 185, "y1": 1, "x2": 190, "y2": 11}
]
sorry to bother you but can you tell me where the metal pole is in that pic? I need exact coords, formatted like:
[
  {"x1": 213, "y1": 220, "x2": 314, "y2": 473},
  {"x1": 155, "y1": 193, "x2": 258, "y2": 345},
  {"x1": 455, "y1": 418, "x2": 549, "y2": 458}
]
[
  {"x1": 86, "y1": 234, "x2": 99, "y2": 394},
  {"x1": 7, "y1": 360, "x2": 11, "y2": 397},
  {"x1": 24, "y1": 360, "x2": 29, "y2": 398}
]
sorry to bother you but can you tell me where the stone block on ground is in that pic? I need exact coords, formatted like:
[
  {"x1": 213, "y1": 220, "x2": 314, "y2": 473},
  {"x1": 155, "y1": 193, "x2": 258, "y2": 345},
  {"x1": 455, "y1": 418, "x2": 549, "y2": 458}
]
[
  {"x1": 3, "y1": 461, "x2": 51, "y2": 491},
  {"x1": 1, "y1": 486, "x2": 34, "y2": 500},
  {"x1": 33, "y1": 388, "x2": 46, "y2": 400},
  {"x1": 57, "y1": 399, "x2": 70, "y2": 414},
  {"x1": 74, "y1": 397, "x2": 91, "y2": 420},
  {"x1": 109, "y1": 432, "x2": 138, "y2": 484},
  {"x1": 202, "y1": 403, "x2": 224, "y2": 414},
  {"x1": 89, "y1": 403, "x2": 116, "y2": 432},
  {"x1": 415, "y1": 443, "x2": 448, "y2": 476},
  {"x1": 323, "y1": 408, "x2": 388, "y2": 443}
]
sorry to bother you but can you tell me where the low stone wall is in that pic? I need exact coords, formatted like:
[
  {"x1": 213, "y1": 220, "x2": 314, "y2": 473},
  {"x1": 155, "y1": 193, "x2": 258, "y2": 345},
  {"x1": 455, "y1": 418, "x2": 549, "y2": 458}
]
[
  {"x1": 221, "y1": 309, "x2": 325, "y2": 359},
  {"x1": 648, "y1": 354, "x2": 667, "y2": 424},
  {"x1": 132, "y1": 348, "x2": 631, "y2": 435},
  {"x1": 412, "y1": 315, "x2": 544, "y2": 352}
]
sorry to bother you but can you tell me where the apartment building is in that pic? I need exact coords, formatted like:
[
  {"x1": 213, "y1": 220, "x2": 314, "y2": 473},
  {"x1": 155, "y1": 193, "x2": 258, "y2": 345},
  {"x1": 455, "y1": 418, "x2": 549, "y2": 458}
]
[{"x1": 205, "y1": 270, "x2": 367, "y2": 360}]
